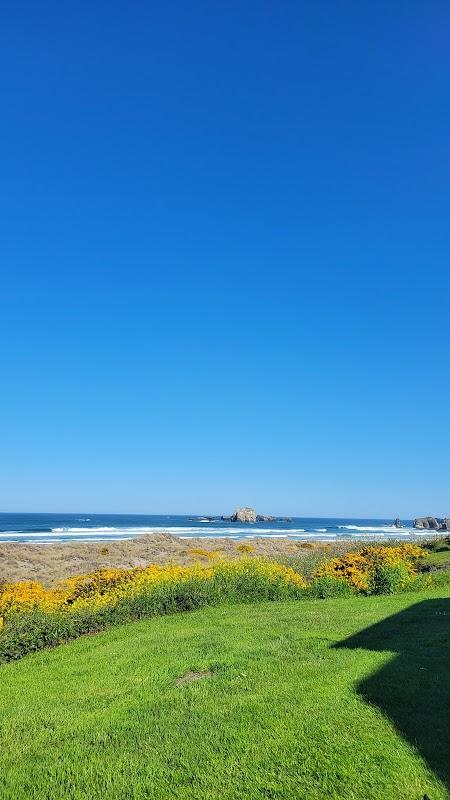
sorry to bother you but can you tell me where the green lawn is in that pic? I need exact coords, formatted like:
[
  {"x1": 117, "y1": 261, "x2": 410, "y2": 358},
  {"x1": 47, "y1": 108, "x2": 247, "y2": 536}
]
[{"x1": 0, "y1": 589, "x2": 449, "y2": 800}]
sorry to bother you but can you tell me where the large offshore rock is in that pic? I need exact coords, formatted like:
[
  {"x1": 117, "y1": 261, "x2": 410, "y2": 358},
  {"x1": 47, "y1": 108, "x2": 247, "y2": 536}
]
[
  {"x1": 230, "y1": 507, "x2": 257, "y2": 523},
  {"x1": 221, "y1": 507, "x2": 284, "y2": 523},
  {"x1": 414, "y1": 517, "x2": 443, "y2": 530}
]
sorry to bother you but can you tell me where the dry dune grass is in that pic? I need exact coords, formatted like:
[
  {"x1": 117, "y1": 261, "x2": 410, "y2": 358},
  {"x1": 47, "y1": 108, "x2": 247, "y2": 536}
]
[{"x1": 0, "y1": 533, "x2": 338, "y2": 586}]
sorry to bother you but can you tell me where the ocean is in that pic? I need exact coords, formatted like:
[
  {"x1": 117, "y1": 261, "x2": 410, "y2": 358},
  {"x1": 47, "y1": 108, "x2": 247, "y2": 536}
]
[{"x1": 0, "y1": 512, "x2": 428, "y2": 544}]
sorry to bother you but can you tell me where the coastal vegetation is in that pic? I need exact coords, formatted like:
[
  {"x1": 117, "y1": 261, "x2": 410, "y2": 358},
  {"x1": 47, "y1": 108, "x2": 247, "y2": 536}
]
[
  {"x1": 1, "y1": 541, "x2": 449, "y2": 664},
  {"x1": 0, "y1": 529, "x2": 445, "y2": 586}
]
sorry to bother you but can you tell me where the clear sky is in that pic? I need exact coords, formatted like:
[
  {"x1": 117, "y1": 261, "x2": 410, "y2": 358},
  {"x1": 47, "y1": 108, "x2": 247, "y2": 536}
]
[{"x1": 1, "y1": 1, "x2": 449, "y2": 517}]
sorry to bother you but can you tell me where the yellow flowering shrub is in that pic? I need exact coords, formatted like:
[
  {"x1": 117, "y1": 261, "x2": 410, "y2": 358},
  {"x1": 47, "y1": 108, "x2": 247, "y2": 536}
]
[
  {"x1": 0, "y1": 558, "x2": 307, "y2": 619},
  {"x1": 314, "y1": 544, "x2": 426, "y2": 592},
  {"x1": 189, "y1": 548, "x2": 211, "y2": 558},
  {"x1": 0, "y1": 546, "x2": 425, "y2": 618},
  {"x1": 0, "y1": 581, "x2": 66, "y2": 614},
  {"x1": 205, "y1": 550, "x2": 223, "y2": 560},
  {"x1": 213, "y1": 558, "x2": 307, "y2": 588},
  {"x1": 236, "y1": 543, "x2": 256, "y2": 554}
]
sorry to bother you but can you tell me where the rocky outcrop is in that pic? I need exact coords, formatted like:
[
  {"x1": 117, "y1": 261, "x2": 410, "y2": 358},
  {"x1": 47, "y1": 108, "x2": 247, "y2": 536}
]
[
  {"x1": 414, "y1": 517, "x2": 438, "y2": 530},
  {"x1": 221, "y1": 508, "x2": 289, "y2": 523},
  {"x1": 222, "y1": 507, "x2": 257, "y2": 523},
  {"x1": 414, "y1": 517, "x2": 450, "y2": 531},
  {"x1": 393, "y1": 518, "x2": 403, "y2": 528}
]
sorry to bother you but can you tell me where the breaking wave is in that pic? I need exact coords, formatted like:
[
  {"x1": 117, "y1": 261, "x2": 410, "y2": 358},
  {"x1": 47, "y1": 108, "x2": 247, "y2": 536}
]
[{"x1": 338, "y1": 525, "x2": 414, "y2": 534}]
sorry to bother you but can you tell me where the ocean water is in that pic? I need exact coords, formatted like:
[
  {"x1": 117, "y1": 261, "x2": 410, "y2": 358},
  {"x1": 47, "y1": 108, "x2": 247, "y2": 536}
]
[{"x1": 0, "y1": 512, "x2": 431, "y2": 544}]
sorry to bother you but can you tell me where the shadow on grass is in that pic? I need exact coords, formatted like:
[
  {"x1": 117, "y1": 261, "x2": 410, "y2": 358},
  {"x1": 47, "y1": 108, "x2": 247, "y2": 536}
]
[{"x1": 335, "y1": 599, "x2": 450, "y2": 792}]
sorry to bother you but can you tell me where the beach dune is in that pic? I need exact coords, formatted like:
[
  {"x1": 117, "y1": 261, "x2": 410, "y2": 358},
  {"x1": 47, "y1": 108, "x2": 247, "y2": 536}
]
[{"x1": 0, "y1": 532, "x2": 318, "y2": 585}]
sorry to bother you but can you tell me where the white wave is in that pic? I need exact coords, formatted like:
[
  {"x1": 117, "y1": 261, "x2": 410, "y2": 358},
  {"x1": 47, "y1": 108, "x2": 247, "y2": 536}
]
[
  {"x1": 258, "y1": 532, "x2": 335, "y2": 539},
  {"x1": 0, "y1": 527, "x2": 152, "y2": 539},
  {"x1": 180, "y1": 534, "x2": 237, "y2": 539},
  {"x1": 1, "y1": 525, "x2": 305, "y2": 539},
  {"x1": 339, "y1": 525, "x2": 414, "y2": 533},
  {"x1": 0, "y1": 521, "x2": 427, "y2": 543},
  {"x1": 0, "y1": 532, "x2": 53, "y2": 538},
  {"x1": 248, "y1": 534, "x2": 296, "y2": 539},
  {"x1": 339, "y1": 525, "x2": 386, "y2": 531},
  {"x1": 346, "y1": 530, "x2": 412, "y2": 538},
  {"x1": 48, "y1": 524, "x2": 309, "y2": 535},
  {"x1": 51, "y1": 526, "x2": 127, "y2": 532}
]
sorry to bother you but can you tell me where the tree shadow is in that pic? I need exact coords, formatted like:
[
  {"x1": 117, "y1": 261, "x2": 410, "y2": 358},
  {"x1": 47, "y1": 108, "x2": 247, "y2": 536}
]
[{"x1": 335, "y1": 599, "x2": 450, "y2": 791}]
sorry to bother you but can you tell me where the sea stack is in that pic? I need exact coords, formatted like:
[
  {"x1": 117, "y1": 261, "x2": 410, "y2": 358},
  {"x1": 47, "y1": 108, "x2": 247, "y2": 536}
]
[
  {"x1": 224, "y1": 507, "x2": 258, "y2": 523},
  {"x1": 413, "y1": 517, "x2": 450, "y2": 531},
  {"x1": 221, "y1": 507, "x2": 283, "y2": 523}
]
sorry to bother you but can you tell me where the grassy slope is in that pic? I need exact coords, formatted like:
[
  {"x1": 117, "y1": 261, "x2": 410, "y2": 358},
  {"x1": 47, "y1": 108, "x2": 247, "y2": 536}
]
[
  {"x1": 0, "y1": 589, "x2": 449, "y2": 800},
  {"x1": 427, "y1": 549, "x2": 450, "y2": 568}
]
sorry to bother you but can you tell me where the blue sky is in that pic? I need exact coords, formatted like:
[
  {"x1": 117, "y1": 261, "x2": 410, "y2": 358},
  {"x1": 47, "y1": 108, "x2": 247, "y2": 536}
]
[{"x1": 1, "y1": 1, "x2": 449, "y2": 516}]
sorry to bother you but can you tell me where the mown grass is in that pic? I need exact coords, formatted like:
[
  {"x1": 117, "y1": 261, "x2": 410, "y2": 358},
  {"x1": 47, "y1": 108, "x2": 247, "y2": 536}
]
[{"x1": 0, "y1": 587, "x2": 448, "y2": 800}]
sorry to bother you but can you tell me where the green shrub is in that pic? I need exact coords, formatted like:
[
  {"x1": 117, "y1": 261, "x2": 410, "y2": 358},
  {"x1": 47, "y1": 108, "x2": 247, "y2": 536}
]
[
  {"x1": 278, "y1": 552, "x2": 329, "y2": 580},
  {"x1": 307, "y1": 576, "x2": 355, "y2": 599},
  {"x1": 423, "y1": 536, "x2": 450, "y2": 553},
  {"x1": 368, "y1": 563, "x2": 410, "y2": 595},
  {"x1": 210, "y1": 565, "x2": 304, "y2": 603},
  {"x1": 427, "y1": 569, "x2": 450, "y2": 589},
  {"x1": 0, "y1": 610, "x2": 79, "y2": 663}
]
